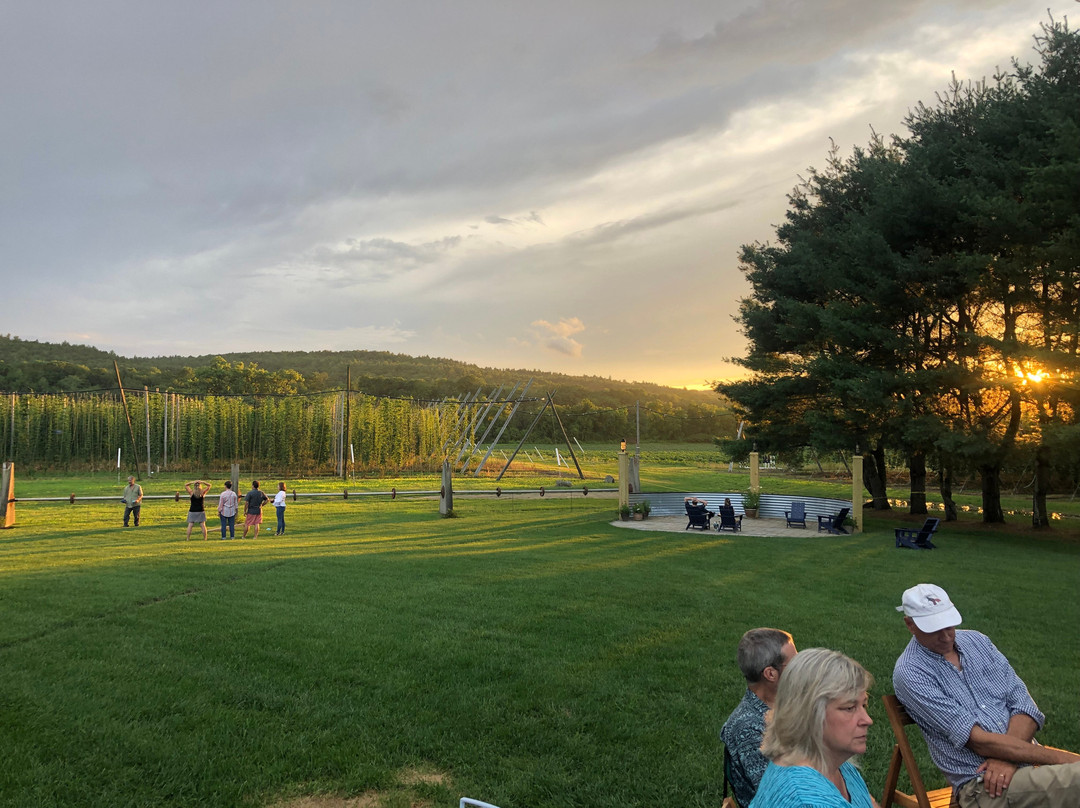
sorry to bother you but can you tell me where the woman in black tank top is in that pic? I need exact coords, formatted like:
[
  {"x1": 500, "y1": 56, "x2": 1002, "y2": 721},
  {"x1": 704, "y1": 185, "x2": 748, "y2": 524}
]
[{"x1": 184, "y1": 480, "x2": 214, "y2": 540}]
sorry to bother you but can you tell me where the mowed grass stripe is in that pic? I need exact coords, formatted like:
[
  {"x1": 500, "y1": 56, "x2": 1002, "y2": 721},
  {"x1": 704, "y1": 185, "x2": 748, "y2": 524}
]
[{"x1": 0, "y1": 496, "x2": 1076, "y2": 808}]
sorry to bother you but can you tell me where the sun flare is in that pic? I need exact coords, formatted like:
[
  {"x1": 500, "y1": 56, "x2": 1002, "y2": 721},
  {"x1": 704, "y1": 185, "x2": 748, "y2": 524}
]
[{"x1": 1015, "y1": 367, "x2": 1049, "y2": 384}]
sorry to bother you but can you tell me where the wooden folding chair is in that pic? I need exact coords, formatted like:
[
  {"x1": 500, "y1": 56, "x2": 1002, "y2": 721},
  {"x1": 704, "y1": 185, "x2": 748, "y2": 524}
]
[
  {"x1": 881, "y1": 694, "x2": 958, "y2": 808},
  {"x1": 721, "y1": 745, "x2": 740, "y2": 808}
]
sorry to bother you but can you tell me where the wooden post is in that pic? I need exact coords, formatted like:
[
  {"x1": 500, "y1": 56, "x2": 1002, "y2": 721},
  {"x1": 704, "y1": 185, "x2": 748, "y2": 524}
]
[
  {"x1": 1, "y1": 462, "x2": 14, "y2": 529},
  {"x1": 628, "y1": 453, "x2": 641, "y2": 494},
  {"x1": 749, "y1": 451, "x2": 760, "y2": 493},
  {"x1": 618, "y1": 445, "x2": 630, "y2": 507},
  {"x1": 439, "y1": 459, "x2": 454, "y2": 516},
  {"x1": 852, "y1": 454, "x2": 864, "y2": 534}
]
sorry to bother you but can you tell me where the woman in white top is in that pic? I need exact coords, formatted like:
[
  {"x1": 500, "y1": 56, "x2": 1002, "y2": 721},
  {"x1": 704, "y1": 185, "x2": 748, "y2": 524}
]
[{"x1": 273, "y1": 482, "x2": 287, "y2": 536}]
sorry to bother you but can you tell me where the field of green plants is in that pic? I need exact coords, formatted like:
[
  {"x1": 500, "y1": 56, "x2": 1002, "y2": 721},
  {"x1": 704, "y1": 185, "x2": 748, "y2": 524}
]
[{"x1": 1, "y1": 447, "x2": 1077, "y2": 808}]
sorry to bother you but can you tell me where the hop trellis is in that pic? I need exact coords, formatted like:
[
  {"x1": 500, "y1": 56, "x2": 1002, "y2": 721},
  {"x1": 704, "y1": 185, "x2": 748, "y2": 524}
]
[{"x1": 0, "y1": 390, "x2": 459, "y2": 474}]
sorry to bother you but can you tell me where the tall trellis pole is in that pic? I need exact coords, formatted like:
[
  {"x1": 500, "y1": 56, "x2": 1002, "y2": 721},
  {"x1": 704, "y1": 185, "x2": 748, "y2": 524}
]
[
  {"x1": 455, "y1": 386, "x2": 501, "y2": 465},
  {"x1": 462, "y1": 382, "x2": 519, "y2": 473},
  {"x1": 144, "y1": 387, "x2": 151, "y2": 474},
  {"x1": 473, "y1": 379, "x2": 533, "y2": 476},
  {"x1": 495, "y1": 391, "x2": 583, "y2": 481},
  {"x1": 442, "y1": 387, "x2": 481, "y2": 455},
  {"x1": 343, "y1": 366, "x2": 351, "y2": 480},
  {"x1": 114, "y1": 361, "x2": 142, "y2": 480}
]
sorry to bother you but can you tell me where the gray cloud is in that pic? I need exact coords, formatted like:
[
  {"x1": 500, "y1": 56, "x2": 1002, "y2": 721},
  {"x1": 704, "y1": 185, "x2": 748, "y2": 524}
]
[
  {"x1": 0, "y1": 0, "x2": 1063, "y2": 386},
  {"x1": 568, "y1": 199, "x2": 743, "y2": 248}
]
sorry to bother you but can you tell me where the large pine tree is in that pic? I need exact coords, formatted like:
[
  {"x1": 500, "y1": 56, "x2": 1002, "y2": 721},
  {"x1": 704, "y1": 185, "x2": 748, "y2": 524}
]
[{"x1": 721, "y1": 19, "x2": 1080, "y2": 524}]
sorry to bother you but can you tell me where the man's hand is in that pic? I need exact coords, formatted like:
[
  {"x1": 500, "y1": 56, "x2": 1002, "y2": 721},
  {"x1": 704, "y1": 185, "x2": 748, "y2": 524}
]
[
  {"x1": 977, "y1": 759, "x2": 1017, "y2": 798},
  {"x1": 969, "y1": 725, "x2": 1080, "y2": 767}
]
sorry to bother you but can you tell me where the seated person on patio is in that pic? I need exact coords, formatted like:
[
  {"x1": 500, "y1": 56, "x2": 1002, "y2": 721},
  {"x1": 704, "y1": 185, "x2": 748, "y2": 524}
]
[
  {"x1": 893, "y1": 583, "x2": 1080, "y2": 808},
  {"x1": 684, "y1": 497, "x2": 714, "y2": 518},
  {"x1": 721, "y1": 628, "x2": 797, "y2": 808}
]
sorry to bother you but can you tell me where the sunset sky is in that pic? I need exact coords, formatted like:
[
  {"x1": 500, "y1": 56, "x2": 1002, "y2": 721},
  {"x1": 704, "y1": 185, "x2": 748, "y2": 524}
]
[{"x1": 2, "y1": 1, "x2": 1071, "y2": 389}]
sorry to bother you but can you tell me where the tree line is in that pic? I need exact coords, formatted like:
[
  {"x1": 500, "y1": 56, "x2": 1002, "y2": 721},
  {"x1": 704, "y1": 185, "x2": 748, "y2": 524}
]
[
  {"x1": 0, "y1": 340, "x2": 734, "y2": 450},
  {"x1": 720, "y1": 20, "x2": 1080, "y2": 524}
]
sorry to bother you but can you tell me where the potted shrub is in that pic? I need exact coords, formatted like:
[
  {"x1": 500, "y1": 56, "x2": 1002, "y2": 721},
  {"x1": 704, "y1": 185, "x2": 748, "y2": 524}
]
[
  {"x1": 619, "y1": 504, "x2": 632, "y2": 521},
  {"x1": 744, "y1": 490, "x2": 760, "y2": 518},
  {"x1": 640, "y1": 499, "x2": 651, "y2": 519},
  {"x1": 632, "y1": 502, "x2": 645, "y2": 520}
]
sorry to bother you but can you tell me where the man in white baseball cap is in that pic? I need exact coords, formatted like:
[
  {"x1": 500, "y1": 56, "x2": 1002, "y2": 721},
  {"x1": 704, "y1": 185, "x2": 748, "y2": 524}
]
[{"x1": 893, "y1": 583, "x2": 1080, "y2": 807}]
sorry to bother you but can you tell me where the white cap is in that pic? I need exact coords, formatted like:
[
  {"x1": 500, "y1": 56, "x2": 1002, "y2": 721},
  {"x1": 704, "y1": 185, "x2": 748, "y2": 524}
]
[{"x1": 896, "y1": 583, "x2": 962, "y2": 632}]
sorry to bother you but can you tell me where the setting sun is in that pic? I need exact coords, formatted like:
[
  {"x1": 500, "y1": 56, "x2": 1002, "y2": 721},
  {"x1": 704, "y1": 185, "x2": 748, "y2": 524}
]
[{"x1": 1015, "y1": 367, "x2": 1049, "y2": 384}]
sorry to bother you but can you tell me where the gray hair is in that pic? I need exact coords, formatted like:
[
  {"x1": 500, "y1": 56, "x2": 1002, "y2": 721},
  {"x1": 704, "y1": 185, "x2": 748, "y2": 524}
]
[
  {"x1": 737, "y1": 628, "x2": 793, "y2": 684},
  {"x1": 759, "y1": 648, "x2": 874, "y2": 771}
]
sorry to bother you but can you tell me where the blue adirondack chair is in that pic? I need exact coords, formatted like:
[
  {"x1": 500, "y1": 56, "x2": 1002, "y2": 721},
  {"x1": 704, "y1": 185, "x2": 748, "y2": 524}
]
[
  {"x1": 785, "y1": 501, "x2": 807, "y2": 528},
  {"x1": 817, "y1": 507, "x2": 851, "y2": 535},
  {"x1": 895, "y1": 517, "x2": 940, "y2": 549},
  {"x1": 716, "y1": 506, "x2": 743, "y2": 532},
  {"x1": 685, "y1": 501, "x2": 712, "y2": 530}
]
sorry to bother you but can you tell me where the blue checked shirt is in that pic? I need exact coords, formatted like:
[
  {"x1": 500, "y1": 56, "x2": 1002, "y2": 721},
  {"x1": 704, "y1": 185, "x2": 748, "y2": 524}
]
[{"x1": 893, "y1": 630, "x2": 1044, "y2": 788}]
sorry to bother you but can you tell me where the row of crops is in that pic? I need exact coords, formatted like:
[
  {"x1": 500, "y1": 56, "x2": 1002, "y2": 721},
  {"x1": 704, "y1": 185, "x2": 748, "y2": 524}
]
[{"x1": 0, "y1": 390, "x2": 465, "y2": 475}]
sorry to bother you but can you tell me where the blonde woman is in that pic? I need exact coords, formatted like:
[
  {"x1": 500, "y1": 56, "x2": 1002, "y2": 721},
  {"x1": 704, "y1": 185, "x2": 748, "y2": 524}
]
[
  {"x1": 750, "y1": 648, "x2": 878, "y2": 808},
  {"x1": 184, "y1": 480, "x2": 213, "y2": 540}
]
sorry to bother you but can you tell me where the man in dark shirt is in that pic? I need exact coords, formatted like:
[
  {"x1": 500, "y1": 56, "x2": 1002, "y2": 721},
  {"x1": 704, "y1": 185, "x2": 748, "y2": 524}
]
[{"x1": 720, "y1": 628, "x2": 797, "y2": 808}]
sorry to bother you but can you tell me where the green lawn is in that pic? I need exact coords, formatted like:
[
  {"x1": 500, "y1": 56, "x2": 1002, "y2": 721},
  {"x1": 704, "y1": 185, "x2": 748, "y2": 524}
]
[{"x1": 1, "y1": 465, "x2": 1078, "y2": 807}]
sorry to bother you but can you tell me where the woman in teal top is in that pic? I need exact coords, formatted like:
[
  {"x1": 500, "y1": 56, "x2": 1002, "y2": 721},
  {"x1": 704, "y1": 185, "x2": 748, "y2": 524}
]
[{"x1": 750, "y1": 648, "x2": 878, "y2": 808}]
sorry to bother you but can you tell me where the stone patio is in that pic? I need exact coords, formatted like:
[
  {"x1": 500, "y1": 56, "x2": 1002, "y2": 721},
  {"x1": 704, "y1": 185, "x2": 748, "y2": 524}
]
[{"x1": 611, "y1": 514, "x2": 817, "y2": 537}]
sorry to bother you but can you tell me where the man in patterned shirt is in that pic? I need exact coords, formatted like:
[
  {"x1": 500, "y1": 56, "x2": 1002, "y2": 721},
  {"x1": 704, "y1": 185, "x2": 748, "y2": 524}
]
[
  {"x1": 720, "y1": 628, "x2": 797, "y2": 807},
  {"x1": 893, "y1": 583, "x2": 1080, "y2": 808}
]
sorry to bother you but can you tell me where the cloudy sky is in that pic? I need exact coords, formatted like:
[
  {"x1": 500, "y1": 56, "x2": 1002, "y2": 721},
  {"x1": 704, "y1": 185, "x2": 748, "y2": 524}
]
[{"x1": 1, "y1": 1, "x2": 1071, "y2": 389}]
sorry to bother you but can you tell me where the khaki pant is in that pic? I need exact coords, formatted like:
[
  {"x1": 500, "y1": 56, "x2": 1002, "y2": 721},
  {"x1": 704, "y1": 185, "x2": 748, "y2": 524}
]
[{"x1": 958, "y1": 763, "x2": 1080, "y2": 808}]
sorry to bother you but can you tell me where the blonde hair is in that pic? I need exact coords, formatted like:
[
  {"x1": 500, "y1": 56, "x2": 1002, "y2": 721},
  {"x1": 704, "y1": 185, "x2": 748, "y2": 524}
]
[{"x1": 759, "y1": 648, "x2": 873, "y2": 771}]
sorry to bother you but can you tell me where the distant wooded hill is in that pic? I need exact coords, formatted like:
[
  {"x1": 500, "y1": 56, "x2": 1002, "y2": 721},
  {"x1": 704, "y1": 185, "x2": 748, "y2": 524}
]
[{"x1": 0, "y1": 335, "x2": 734, "y2": 443}]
